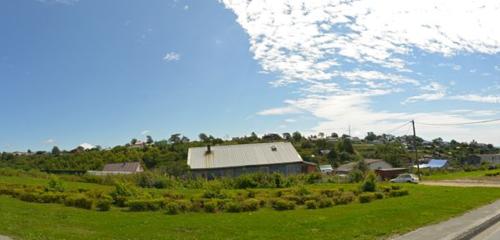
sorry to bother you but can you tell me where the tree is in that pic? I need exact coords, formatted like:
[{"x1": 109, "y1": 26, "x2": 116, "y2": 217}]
[
  {"x1": 282, "y1": 132, "x2": 292, "y2": 141},
  {"x1": 365, "y1": 132, "x2": 377, "y2": 142},
  {"x1": 131, "y1": 138, "x2": 138, "y2": 145},
  {"x1": 292, "y1": 132, "x2": 302, "y2": 142},
  {"x1": 355, "y1": 159, "x2": 368, "y2": 173},
  {"x1": 326, "y1": 148, "x2": 338, "y2": 167},
  {"x1": 375, "y1": 143, "x2": 408, "y2": 167},
  {"x1": 337, "y1": 138, "x2": 355, "y2": 154},
  {"x1": 51, "y1": 146, "x2": 61, "y2": 156},
  {"x1": 199, "y1": 133, "x2": 209, "y2": 142},
  {"x1": 331, "y1": 132, "x2": 338, "y2": 138},
  {"x1": 169, "y1": 134, "x2": 181, "y2": 144},
  {"x1": 262, "y1": 133, "x2": 283, "y2": 142},
  {"x1": 146, "y1": 136, "x2": 154, "y2": 144},
  {"x1": 181, "y1": 136, "x2": 190, "y2": 143}
]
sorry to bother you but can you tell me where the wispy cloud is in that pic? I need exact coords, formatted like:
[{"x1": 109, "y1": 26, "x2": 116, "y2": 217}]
[
  {"x1": 163, "y1": 52, "x2": 181, "y2": 62},
  {"x1": 221, "y1": 0, "x2": 500, "y2": 144},
  {"x1": 141, "y1": 130, "x2": 150, "y2": 135},
  {"x1": 43, "y1": 139, "x2": 56, "y2": 145},
  {"x1": 37, "y1": 0, "x2": 79, "y2": 5}
]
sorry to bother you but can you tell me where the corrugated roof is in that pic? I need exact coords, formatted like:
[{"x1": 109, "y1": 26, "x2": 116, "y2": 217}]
[
  {"x1": 187, "y1": 142, "x2": 304, "y2": 169},
  {"x1": 103, "y1": 162, "x2": 142, "y2": 172},
  {"x1": 336, "y1": 159, "x2": 387, "y2": 172}
]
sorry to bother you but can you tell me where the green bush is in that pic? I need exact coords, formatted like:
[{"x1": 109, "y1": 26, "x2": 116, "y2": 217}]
[
  {"x1": 64, "y1": 194, "x2": 94, "y2": 210},
  {"x1": 360, "y1": 172, "x2": 377, "y2": 192},
  {"x1": 333, "y1": 192, "x2": 355, "y2": 205},
  {"x1": 391, "y1": 185, "x2": 401, "y2": 190},
  {"x1": 165, "y1": 202, "x2": 181, "y2": 215},
  {"x1": 271, "y1": 199, "x2": 295, "y2": 211},
  {"x1": 374, "y1": 192, "x2": 384, "y2": 199},
  {"x1": 349, "y1": 169, "x2": 364, "y2": 183},
  {"x1": 389, "y1": 189, "x2": 409, "y2": 197},
  {"x1": 46, "y1": 175, "x2": 65, "y2": 192},
  {"x1": 110, "y1": 182, "x2": 137, "y2": 207},
  {"x1": 203, "y1": 200, "x2": 219, "y2": 213},
  {"x1": 19, "y1": 191, "x2": 40, "y2": 203},
  {"x1": 40, "y1": 192, "x2": 67, "y2": 203},
  {"x1": 359, "y1": 193, "x2": 376, "y2": 203},
  {"x1": 305, "y1": 200, "x2": 318, "y2": 209},
  {"x1": 241, "y1": 198, "x2": 260, "y2": 212},
  {"x1": 225, "y1": 202, "x2": 242, "y2": 213},
  {"x1": 318, "y1": 198, "x2": 333, "y2": 208},
  {"x1": 127, "y1": 199, "x2": 164, "y2": 212},
  {"x1": 96, "y1": 199, "x2": 112, "y2": 211}
]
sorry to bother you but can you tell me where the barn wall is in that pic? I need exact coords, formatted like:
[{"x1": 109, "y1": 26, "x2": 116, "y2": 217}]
[{"x1": 191, "y1": 162, "x2": 312, "y2": 179}]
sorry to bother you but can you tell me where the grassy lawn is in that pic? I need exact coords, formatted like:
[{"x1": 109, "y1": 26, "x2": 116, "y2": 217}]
[
  {"x1": 1, "y1": 183, "x2": 500, "y2": 240},
  {"x1": 422, "y1": 169, "x2": 500, "y2": 181}
]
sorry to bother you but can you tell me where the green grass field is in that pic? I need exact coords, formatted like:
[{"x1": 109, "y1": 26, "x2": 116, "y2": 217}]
[
  {"x1": 422, "y1": 169, "x2": 500, "y2": 181},
  {"x1": 1, "y1": 175, "x2": 500, "y2": 240}
]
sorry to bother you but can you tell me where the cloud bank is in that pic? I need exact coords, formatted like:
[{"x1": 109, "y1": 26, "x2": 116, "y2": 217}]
[{"x1": 221, "y1": 0, "x2": 500, "y2": 144}]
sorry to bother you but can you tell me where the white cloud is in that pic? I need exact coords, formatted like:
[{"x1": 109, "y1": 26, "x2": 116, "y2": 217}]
[
  {"x1": 403, "y1": 82, "x2": 447, "y2": 104},
  {"x1": 221, "y1": 0, "x2": 500, "y2": 144},
  {"x1": 450, "y1": 94, "x2": 500, "y2": 104},
  {"x1": 257, "y1": 106, "x2": 302, "y2": 116},
  {"x1": 284, "y1": 118, "x2": 296, "y2": 123},
  {"x1": 495, "y1": 65, "x2": 500, "y2": 71},
  {"x1": 141, "y1": 130, "x2": 150, "y2": 135},
  {"x1": 184, "y1": 5, "x2": 189, "y2": 10},
  {"x1": 163, "y1": 52, "x2": 181, "y2": 62},
  {"x1": 43, "y1": 139, "x2": 56, "y2": 145}
]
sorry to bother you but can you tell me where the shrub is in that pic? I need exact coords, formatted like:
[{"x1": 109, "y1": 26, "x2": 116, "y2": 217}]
[
  {"x1": 389, "y1": 189, "x2": 409, "y2": 197},
  {"x1": 294, "y1": 185, "x2": 311, "y2": 196},
  {"x1": 271, "y1": 199, "x2": 295, "y2": 211},
  {"x1": 359, "y1": 193, "x2": 376, "y2": 203},
  {"x1": 318, "y1": 198, "x2": 334, "y2": 208},
  {"x1": 40, "y1": 192, "x2": 67, "y2": 203},
  {"x1": 46, "y1": 175, "x2": 65, "y2": 192},
  {"x1": 333, "y1": 192, "x2": 355, "y2": 205},
  {"x1": 19, "y1": 191, "x2": 40, "y2": 203},
  {"x1": 203, "y1": 200, "x2": 219, "y2": 213},
  {"x1": 360, "y1": 172, "x2": 377, "y2": 192},
  {"x1": 165, "y1": 202, "x2": 181, "y2": 215},
  {"x1": 96, "y1": 199, "x2": 112, "y2": 211},
  {"x1": 127, "y1": 199, "x2": 164, "y2": 212},
  {"x1": 241, "y1": 198, "x2": 260, "y2": 212},
  {"x1": 319, "y1": 189, "x2": 337, "y2": 198},
  {"x1": 225, "y1": 202, "x2": 242, "y2": 213},
  {"x1": 247, "y1": 190, "x2": 256, "y2": 198},
  {"x1": 64, "y1": 194, "x2": 94, "y2": 210},
  {"x1": 305, "y1": 172, "x2": 323, "y2": 184},
  {"x1": 390, "y1": 185, "x2": 401, "y2": 190},
  {"x1": 374, "y1": 192, "x2": 384, "y2": 200},
  {"x1": 305, "y1": 200, "x2": 318, "y2": 209},
  {"x1": 110, "y1": 182, "x2": 136, "y2": 207}
]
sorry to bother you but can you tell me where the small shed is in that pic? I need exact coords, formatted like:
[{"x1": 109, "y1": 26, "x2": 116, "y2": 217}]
[{"x1": 319, "y1": 165, "x2": 333, "y2": 174}]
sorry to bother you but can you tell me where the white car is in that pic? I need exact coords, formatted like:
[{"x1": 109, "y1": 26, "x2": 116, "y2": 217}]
[{"x1": 390, "y1": 174, "x2": 420, "y2": 183}]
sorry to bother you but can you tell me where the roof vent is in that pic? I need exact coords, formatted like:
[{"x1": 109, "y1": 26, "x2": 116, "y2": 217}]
[{"x1": 271, "y1": 146, "x2": 277, "y2": 151}]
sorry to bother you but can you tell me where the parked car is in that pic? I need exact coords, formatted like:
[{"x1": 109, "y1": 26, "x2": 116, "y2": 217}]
[{"x1": 390, "y1": 173, "x2": 419, "y2": 183}]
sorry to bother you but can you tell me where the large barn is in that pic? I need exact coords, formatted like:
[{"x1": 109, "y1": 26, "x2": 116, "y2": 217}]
[{"x1": 187, "y1": 142, "x2": 317, "y2": 178}]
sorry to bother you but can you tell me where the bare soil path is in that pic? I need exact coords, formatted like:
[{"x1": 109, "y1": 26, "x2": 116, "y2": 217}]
[{"x1": 421, "y1": 179, "x2": 500, "y2": 188}]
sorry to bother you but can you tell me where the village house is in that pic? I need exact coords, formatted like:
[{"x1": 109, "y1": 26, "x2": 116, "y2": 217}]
[
  {"x1": 335, "y1": 159, "x2": 393, "y2": 175},
  {"x1": 187, "y1": 142, "x2": 317, "y2": 178}
]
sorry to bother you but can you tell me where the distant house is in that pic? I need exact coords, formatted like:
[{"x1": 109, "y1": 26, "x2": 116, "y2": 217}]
[
  {"x1": 335, "y1": 159, "x2": 393, "y2": 174},
  {"x1": 415, "y1": 159, "x2": 448, "y2": 169},
  {"x1": 187, "y1": 142, "x2": 317, "y2": 178},
  {"x1": 319, "y1": 165, "x2": 333, "y2": 174},
  {"x1": 463, "y1": 154, "x2": 500, "y2": 166},
  {"x1": 87, "y1": 162, "x2": 144, "y2": 176},
  {"x1": 129, "y1": 141, "x2": 146, "y2": 149}
]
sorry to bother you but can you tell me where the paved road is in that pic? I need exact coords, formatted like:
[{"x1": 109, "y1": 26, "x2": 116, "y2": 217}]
[
  {"x1": 472, "y1": 221, "x2": 500, "y2": 240},
  {"x1": 391, "y1": 200, "x2": 500, "y2": 240}
]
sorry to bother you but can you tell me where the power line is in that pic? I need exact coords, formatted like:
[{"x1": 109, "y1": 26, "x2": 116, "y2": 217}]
[
  {"x1": 383, "y1": 121, "x2": 412, "y2": 134},
  {"x1": 418, "y1": 118, "x2": 500, "y2": 126}
]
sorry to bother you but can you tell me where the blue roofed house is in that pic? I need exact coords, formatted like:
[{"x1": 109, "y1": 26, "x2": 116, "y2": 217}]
[{"x1": 416, "y1": 159, "x2": 449, "y2": 169}]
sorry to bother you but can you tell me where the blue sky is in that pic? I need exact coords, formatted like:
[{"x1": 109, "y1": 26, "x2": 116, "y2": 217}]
[{"x1": 1, "y1": 0, "x2": 500, "y2": 151}]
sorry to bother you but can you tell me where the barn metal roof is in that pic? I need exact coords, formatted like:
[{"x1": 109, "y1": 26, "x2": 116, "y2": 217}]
[
  {"x1": 187, "y1": 142, "x2": 304, "y2": 169},
  {"x1": 102, "y1": 162, "x2": 142, "y2": 172}
]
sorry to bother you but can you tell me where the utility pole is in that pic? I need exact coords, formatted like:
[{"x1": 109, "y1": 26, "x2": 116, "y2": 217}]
[
  {"x1": 348, "y1": 124, "x2": 351, "y2": 137},
  {"x1": 411, "y1": 120, "x2": 421, "y2": 177}
]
